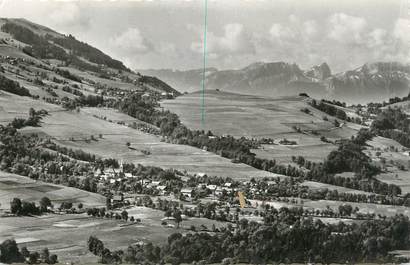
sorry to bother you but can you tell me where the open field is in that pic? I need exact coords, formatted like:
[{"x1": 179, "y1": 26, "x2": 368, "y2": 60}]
[
  {"x1": 0, "y1": 92, "x2": 276, "y2": 180},
  {"x1": 251, "y1": 197, "x2": 410, "y2": 218},
  {"x1": 161, "y1": 91, "x2": 360, "y2": 164},
  {"x1": 383, "y1": 100, "x2": 410, "y2": 115},
  {"x1": 305, "y1": 199, "x2": 410, "y2": 217},
  {"x1": 364, "y1": 136, "x2": 410, "y2": 193},
  {"x1": 0, "y1": 207, "x2": 226, "y2": 263},
  {"x1": 302, "y1": 180, "x2": 372, "y2": 195},
  {"x1": 81, "y1": 107, "x2": 142, "y2": 124},
  {"x1": 0, "y1": 171, "x2": 105, "y2": 211},
  {"x1": 253, "y1": 135, "x2": 336, "y2": 163},
  {"x1": 161, "y1": 91, "x2": 358, "y2": 139}
]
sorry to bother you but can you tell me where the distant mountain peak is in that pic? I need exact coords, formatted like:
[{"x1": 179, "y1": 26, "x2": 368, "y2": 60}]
[{"x1": 305, "y1": 62, "x2": 332, "y2": 80}]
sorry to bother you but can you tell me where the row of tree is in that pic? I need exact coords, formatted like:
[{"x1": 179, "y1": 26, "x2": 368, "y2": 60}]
[
  {"x1": 10, "y1": 196, "x2": 53, "y2": 216},
  {"x1": 0, "y1": 74, "x2": 31, "y2": 96}
]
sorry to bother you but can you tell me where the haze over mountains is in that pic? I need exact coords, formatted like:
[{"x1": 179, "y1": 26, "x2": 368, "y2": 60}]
[{"x1": 140, "y1": 61, "x2": 410, "y2": 103}]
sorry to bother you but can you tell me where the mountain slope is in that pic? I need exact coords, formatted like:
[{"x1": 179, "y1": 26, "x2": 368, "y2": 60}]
[{"x1": 0, "y1": 18, "x2": 180, "y2": 96}]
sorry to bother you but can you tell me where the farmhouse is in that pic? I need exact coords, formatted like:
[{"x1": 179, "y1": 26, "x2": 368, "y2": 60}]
[
  {"x1": 147, "y1": 181, "x2": 161, "y2": 188},
  {"x1": 112, "y1": 194, "x2": 124, "y2": 203},
  {"x1": 156, "y1": 185, "x2": 167, "y2": 195},
  {"x1": 124, "y1": 172, "x2": 133, "y2": 178},
  {"x1": 181, "y1": 188, "x2": 193, "y2": 198}
]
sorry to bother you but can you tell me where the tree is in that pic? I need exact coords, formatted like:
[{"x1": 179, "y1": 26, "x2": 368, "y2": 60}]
[
  {"x1": 21, "y1": 201, "x2": 39, "y2": 215},
  {"x1": 49, "y1": 254, "x2": 58, "y2": 264},
  {"x1": 121, "y1": 210, "x2": 128, "y2": 221},
  {"x1": 10, "y1": 198, "x2": 22, "y2": 215},
  {"x1": 40, "y1": 196, "x2": 52, "y2": 212},
  {"x1": 0, "y1": 239, "x2": 22, "y2": 263},
  {"x1": 21, "y1": 246, "x2": 30, "y2": 258},
  {"x1": 173, "y1": 211, "x2": 182, "y2": 228},
  {"x1": 28, "y1": 252, "x2": 39, "y2": 264},
  {"x1": 41, "y1": 248, "x2": 50, "y2": 263},
  {"x1": 60, "y1": 201, "x2": 73, "y2": 210},
  {"x1": 88, "y1": 236, "x2": 104, "y2": 256}
]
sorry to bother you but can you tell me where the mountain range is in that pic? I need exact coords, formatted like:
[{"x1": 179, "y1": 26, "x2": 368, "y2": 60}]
[
  {"x1": 140, "y1": 61, "x2": 410, "y2": 103},
  {"x1": 0, "y1": 17, "x2": 408, "y2": 104}
]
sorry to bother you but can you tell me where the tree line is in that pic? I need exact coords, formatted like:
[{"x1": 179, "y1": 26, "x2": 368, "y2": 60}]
[
  {"x1": 0, "y1": 74, "x2": 31, "y2": 96},
  {"x1": 371, "y1": 107, "x2": 410, "y2": 148}
]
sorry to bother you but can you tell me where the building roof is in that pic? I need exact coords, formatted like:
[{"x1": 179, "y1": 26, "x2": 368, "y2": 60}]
[{"x1": 181, "y1": 188, "x2": 193, "y2": 193}]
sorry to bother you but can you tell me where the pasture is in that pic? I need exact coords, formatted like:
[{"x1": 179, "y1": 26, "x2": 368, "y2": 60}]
[
  {"x1": 365, "y1": 136, "x2": 410, "y2": 193},
  {"x1": 0, "y1": 171, "x2": 105, "y2": 211},
  {"x1": 161, "y1": 91, "x2": 360, "y2": 164},
  {"x1": 302, "y1": 180, "x2": 372, "y2": 195}
]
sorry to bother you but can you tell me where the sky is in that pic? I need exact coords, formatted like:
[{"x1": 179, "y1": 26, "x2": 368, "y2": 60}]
[{"x1": 0, "y1": 0, "x2": 409, "y2": 73}]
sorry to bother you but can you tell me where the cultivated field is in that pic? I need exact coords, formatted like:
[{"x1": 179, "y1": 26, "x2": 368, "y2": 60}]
[
  {"x1": 161, "y1": 90, "x2": 359, "y2": 164},
  {"x1": 0, "y1": 171, "x2": 105, "y2": 211},
  {"x1": 302, "y1": 180, "x2": 372, "y2": 195}
]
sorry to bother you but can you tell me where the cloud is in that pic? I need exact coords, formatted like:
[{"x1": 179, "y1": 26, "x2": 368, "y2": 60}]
[
  {"x1": 191, "y1": 23, "x2": 255, "y2": 56},
  {"x1": 328, "y1": 13, "x2": 367, "y2": 45},
  {"x1": 268, "y1": 16, "x2": 320, "y2": 45},
  {"x1": 367, "y1": 28, "x2": 388, "y2": 48},
  {"x1": 303, "y1": 20, "x2": 319, "y2": 39},
  {"x1": 48, "y1": 3, "x2": 90, "y2": 28},
  {"x1": 394, "y1": 18, "x2": 410, "y2": 44},
  {"x1": 110, "y1": 27, "x2": 153, "y2": 54},
  {"x1": 157, "y1": 42, "x2": 177, "y2": 54},
  {"x1": 269, "y1": 23, "x2": 296, "y2": 43}
]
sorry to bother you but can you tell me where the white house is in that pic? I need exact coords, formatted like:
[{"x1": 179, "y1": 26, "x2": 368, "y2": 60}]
[
  {"x1": 157, "y1": 185, "x2": 167, "y2": 195},
  {"x1": 124, "y1": 173, "x2": 133, "y2": 178},
  {"x1": 181, "y1": 188, "x2": 193, "y2": 198}
]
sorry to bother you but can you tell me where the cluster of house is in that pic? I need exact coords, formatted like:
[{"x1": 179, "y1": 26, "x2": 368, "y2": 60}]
[
  {"x1": 0, "y1": 55, "x2": 22, "y2": 65},
  {"x1": 92, "y1": 167, "x2": 243, "y2": 202}
]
